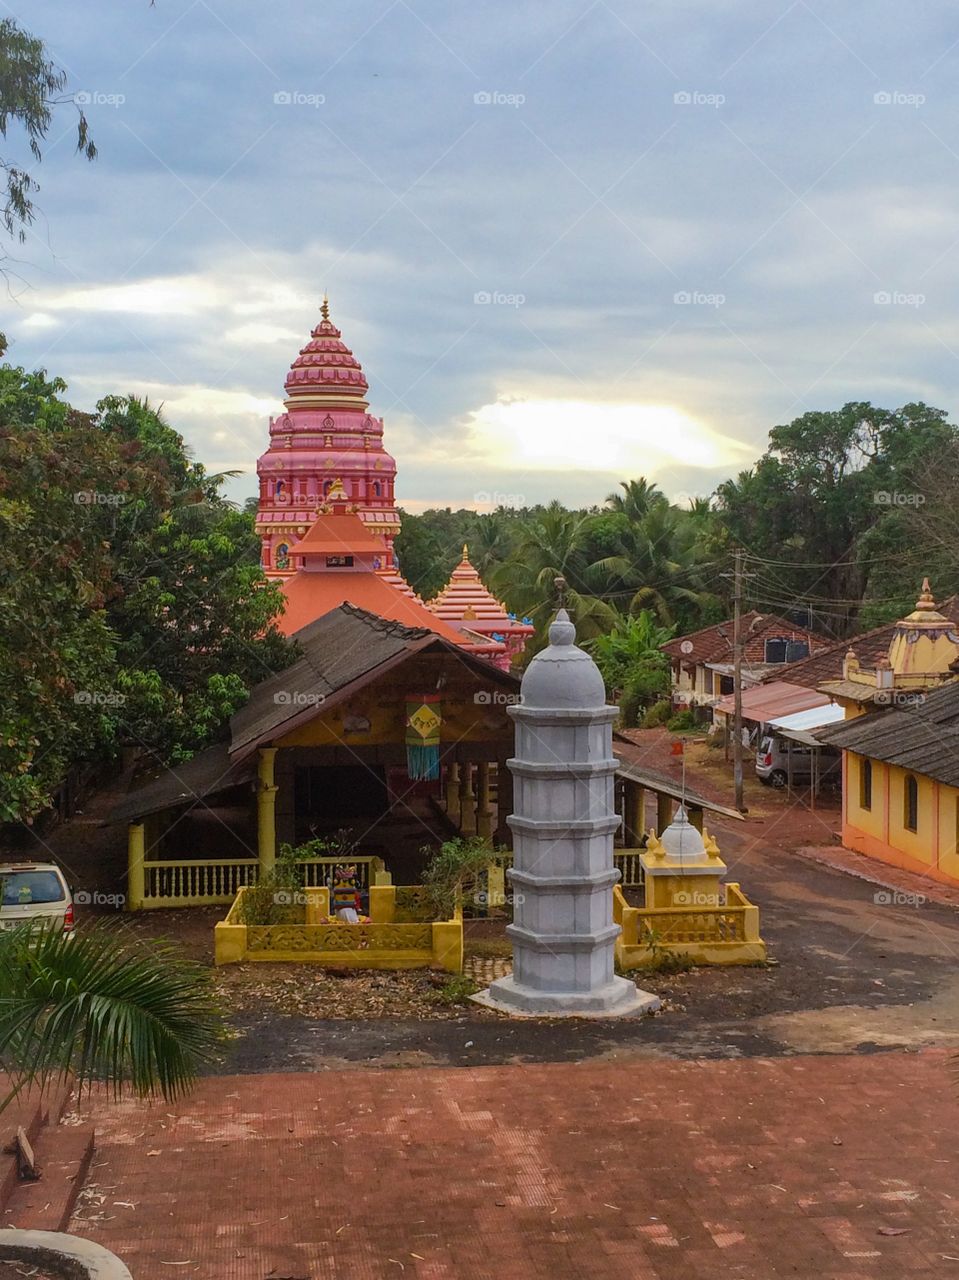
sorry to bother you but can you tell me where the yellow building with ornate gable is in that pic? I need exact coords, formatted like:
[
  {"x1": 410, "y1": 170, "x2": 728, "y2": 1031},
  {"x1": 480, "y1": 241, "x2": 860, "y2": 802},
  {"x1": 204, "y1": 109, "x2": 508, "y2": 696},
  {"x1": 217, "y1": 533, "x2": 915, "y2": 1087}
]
[{"x1": 817, "y1": 583, "x2": 959, "y2": 886}]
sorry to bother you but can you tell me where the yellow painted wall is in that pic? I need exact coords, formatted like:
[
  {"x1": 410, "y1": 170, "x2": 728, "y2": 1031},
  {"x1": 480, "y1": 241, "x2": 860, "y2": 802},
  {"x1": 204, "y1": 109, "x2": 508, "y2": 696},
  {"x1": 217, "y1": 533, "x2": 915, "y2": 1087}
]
[
  {"x1": 937, "y1": 784, "x2": 959, "y2": 882},
  {"x1": 274, "y1": 656, "x2": 514, "y2": 749},
  {"x1": 843, "y1": 750, "x2": 959, "y2": 885}
]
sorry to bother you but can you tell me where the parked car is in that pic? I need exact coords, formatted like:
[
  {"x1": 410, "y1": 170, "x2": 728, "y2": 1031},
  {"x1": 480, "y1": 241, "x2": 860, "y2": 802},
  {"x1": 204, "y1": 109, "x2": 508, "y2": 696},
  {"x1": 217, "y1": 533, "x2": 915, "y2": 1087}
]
[
  {"x1": 755, "y1": 734, "x2": 838, "y2": 789},
  {"x1": 0, "y1": 862, "x2": 75, "y2": 934}
]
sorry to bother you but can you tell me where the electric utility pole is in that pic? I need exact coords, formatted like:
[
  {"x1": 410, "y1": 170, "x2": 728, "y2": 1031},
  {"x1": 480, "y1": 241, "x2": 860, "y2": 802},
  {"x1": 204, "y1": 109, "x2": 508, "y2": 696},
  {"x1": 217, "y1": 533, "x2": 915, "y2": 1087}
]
[{"x1": 732, "y1": 548, "x2": 745, "y2": 813}]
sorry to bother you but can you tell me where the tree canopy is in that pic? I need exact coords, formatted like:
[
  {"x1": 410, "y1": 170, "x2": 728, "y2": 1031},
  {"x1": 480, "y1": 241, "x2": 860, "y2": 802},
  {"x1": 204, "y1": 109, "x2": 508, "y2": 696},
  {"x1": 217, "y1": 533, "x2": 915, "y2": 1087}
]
[
  {"x1": 0, "y1": 364, "x2": 294, "y2": 822},
  {"x1": 0, "y1": 17, "x2": 96, "y2": 244}
]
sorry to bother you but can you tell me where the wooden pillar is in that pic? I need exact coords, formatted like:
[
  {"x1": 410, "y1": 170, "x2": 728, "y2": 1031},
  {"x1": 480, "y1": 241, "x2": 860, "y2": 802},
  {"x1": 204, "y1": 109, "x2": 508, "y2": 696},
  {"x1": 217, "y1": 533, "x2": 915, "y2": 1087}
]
[
  {"x1": 459, "y1": 763, "x2": 476, "y2": 834},
  {"x1": 257, "y1": 747, "x2": 279, "y2": 876},
  {"x1": 445, "y1": 761, "x2": 460, "y2": 812},
  {"x1": 495, "y1": 760, "x2": 513, "y2": 847},
  {"x1": 127, "y1": 823, "x2": 145, "y2": 912},
  {"x1": 475, "y1": 761, "x2": 493, "y2": 837},
  {"x1": 656, "y1": 791, "x2": 673, "y2": 834},
  {"x1": 623, "y1": 780, "x2": 645, "y2": 846},
  {"x1": 688, "y1": 805, "x2": 704, "y2": 833}
]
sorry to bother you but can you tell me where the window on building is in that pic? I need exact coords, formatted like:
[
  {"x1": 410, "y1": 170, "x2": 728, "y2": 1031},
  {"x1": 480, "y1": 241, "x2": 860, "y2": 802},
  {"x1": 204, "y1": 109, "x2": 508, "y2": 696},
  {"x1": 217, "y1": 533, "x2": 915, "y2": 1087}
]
[
  {"x1": 904, "y1": 774, "x2": 919, "y2": 832},
  {"x1": 372, "y1": 481, "x2": 382, "y2": 497},
  {"x1": 326, "y1": 555, "x2": 354, "y2": 567},
  {"x1": 275, "y1": 479, "x2": 285, "y2": 498},
  {"x1": 859, "y1": 758, "x2": 872, "y2": 811}
]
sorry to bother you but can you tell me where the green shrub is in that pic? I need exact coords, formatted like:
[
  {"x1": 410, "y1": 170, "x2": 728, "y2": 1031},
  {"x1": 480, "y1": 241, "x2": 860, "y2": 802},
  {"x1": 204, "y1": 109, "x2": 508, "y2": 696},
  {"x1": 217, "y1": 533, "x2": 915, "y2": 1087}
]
[
  {"x1": 420, "y1": 836, "x2": 496, "y2": 919},
  {"x1": 641, "y1": 698, "x2": 671, "y2": 729},
  {"x1": 666, "y1": 709, "x2": 696, "y2": 731}
]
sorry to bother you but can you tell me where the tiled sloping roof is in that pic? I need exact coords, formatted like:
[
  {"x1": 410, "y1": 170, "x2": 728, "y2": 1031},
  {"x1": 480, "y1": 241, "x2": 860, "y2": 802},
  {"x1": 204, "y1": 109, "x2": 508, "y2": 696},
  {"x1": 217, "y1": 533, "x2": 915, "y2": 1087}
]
[
  {"x1": 110, "y1": 605, "x2": 521, "y2": 821},
  {"x1": 231, "y1": 603, "x2": 519, "y2": 759},
  {"x1": 662, "y1": 612, "x2": 818, "y2": 666},
  {"x1": 774, "y1": 596, "x2": 959, "y2": 691},
  {"x1": 277, "y1": 569, "x2": 497, "y2": 649},
  {"x1": 291, "y1": 513, "x2": 388, "y2": 556},
  {"x1": 817, "y1": 680, "x2": 959, "y2": 787},
  {"x1": 230, "y1": 605, "x2": 438, "y2": 758},
  {"x1": 109, "y1": 743, "x2": 256, "y2": 824}
]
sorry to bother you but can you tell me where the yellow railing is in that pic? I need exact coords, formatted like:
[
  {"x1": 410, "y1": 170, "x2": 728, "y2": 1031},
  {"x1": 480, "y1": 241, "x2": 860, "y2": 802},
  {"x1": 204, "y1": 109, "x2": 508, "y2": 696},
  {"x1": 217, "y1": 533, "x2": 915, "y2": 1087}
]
[
  {"x1": 141, "y1": 859, "x2": 259, "y2": 908},
  {"x1": 614, "y1": 884, "x2": 765, "y2": 966},
  {"x1": 298, "y1": 856, "x2": 391, "y2": 890},
  {"x1": 130, "y1": 855, "x2": 390, "y2": 910}
]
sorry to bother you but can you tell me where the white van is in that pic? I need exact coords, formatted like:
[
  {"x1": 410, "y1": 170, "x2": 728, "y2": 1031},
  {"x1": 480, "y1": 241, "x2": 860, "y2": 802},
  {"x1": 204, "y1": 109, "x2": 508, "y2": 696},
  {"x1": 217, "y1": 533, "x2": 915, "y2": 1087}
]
[{"x1": 0, "y1": 862, "x2": 75, "y2": 935}]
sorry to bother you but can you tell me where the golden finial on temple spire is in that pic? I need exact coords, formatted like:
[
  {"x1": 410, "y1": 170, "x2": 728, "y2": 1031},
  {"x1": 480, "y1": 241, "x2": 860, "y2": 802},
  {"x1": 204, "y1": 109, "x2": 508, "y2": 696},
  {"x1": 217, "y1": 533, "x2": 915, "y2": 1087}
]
[
  {"x1": 917, "y1": 576, "x2": 936, "y2": 610},
  {"x1": 321, "y1": 294, "x2": 330, "y2": 322},
  {"x1": 462, "y1": 543, "x2": 469, "y2": 560}
]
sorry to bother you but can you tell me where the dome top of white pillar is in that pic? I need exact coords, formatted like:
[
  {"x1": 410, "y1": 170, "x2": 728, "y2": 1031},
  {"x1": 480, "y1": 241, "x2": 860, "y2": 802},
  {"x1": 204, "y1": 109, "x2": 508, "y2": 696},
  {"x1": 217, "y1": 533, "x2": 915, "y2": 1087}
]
[
  {"x1": 519, "y1": 609, "x2": 607, "y2": 710},
  {"x1": 658, "y1": 804, "x2": 707, "y2": 863}
]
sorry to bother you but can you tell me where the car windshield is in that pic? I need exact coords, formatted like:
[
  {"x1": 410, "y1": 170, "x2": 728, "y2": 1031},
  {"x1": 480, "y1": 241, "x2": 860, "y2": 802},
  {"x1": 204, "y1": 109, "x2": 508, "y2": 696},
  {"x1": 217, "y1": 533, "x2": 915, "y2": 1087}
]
[{"x1": 1, "y1": 870, "x2": 65, "y2": 906}]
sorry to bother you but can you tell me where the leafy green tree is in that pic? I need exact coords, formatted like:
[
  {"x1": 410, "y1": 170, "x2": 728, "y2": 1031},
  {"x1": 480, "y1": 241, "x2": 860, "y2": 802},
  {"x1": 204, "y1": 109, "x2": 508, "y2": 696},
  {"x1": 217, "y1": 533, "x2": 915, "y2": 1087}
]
[
  {"x1": 604, "y1": 477, "x2": 667, "y2": 522},
  {"x1": 489, "y1": 501, "x2": 618, "y2": 644},
  {"x1": 586, "y1": 498, "x2": 719, "y2": 630},
  {"x1": 0, "y1": 17, "x2": 96, "y2": 242},
  {"x1": 0, "y1": 371, "x2": 295, "y2": 822},
  {"x1": 715, "y1": 402, "x2": 959, "y2": 635},
  {"x1": 585, "y1": 611, "x2": 673, "y2": 727},
  {"x1": 0, "y1": 924, "x2": 221, "y2": 1110},
  {"x1": 0, "y1": 365, "x2": 148, "y2": 820}
]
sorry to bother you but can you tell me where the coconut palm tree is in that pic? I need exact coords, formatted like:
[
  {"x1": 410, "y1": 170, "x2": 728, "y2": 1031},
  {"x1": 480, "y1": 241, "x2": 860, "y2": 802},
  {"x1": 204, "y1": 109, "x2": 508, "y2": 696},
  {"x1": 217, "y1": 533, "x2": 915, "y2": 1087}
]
[
  {"x1": 587, "y1": 500, "x2": 719, "y2": 628},
  {"x1": 0, "y1": 924, "x2": 222, "y2": 1111},
  {"x1": 605, "y1": 477, "x2": 668, "y2": 523},
  {"x1": 490, "y1": 502, "x2": 618, "y2": 643}
]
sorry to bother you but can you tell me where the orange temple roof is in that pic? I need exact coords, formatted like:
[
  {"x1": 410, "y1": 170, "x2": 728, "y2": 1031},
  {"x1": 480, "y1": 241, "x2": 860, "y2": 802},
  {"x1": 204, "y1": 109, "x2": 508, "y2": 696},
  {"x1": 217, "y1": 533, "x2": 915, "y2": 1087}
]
[
  {"x1": 277, "y1": 569, "x2": 503, "y2": 652},
  {"x1": 429, "y1": 546, "x2": 533, "y2": 634},
  {"x1": 291, "y1": 512, "x2": 388, "y2": 558}
]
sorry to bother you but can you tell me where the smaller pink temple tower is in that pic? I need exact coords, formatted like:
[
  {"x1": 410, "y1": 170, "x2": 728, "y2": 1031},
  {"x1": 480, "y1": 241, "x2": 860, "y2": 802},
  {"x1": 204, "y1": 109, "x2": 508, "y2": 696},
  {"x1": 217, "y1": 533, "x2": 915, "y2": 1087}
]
[
  {"x1": 428, "y1": 546, "x2": 534, "y2": 670},
  {"x1": 256, "y1": 299, "x2": 401, "y2": 577}
]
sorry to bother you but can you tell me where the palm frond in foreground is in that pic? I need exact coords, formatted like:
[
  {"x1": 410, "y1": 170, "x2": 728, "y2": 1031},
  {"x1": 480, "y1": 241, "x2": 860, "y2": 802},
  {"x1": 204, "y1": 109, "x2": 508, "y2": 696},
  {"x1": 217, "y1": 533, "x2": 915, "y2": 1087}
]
[{"x1": 0, "y1": 923, "x2": 223, "y2": 1110}]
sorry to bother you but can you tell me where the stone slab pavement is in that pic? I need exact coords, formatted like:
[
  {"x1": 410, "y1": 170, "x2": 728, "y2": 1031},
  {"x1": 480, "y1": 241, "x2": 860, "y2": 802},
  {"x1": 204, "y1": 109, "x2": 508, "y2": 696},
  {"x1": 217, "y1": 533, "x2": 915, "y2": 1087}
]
[{"x1": 60, "y1": 1049, "x2": 959, "y2": 1280}]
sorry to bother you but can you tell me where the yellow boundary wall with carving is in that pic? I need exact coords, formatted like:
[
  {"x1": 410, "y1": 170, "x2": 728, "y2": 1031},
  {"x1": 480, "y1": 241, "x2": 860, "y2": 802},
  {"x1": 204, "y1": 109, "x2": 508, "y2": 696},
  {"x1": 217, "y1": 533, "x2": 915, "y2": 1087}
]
[{"x1": 214, "y1": 885, "x2": 463, "y2": 972}]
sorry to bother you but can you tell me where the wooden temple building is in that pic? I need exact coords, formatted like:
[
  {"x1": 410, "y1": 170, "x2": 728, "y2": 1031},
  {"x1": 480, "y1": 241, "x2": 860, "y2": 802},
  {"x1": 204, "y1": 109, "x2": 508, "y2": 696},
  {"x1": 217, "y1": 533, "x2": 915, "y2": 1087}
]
[{"x1": 109, "y1": 300, "x2": 743, "y2": 909}]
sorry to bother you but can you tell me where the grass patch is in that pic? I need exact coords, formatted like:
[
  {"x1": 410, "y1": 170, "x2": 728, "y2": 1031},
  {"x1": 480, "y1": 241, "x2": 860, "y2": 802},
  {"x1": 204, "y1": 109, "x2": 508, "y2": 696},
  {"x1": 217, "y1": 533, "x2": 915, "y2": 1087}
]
[
  {"x1": 464, "y1": 939, "x2": 513, "y2": 959},
  {"x1": 432, "y1": 974, "x2": 480, "y2": 1005}
]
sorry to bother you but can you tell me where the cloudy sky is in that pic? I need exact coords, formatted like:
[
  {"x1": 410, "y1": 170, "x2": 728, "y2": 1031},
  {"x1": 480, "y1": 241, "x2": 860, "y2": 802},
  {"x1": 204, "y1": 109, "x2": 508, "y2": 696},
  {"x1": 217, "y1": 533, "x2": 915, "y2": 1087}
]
[{"x1": 7, "y1": 1, "x2": 959, "y2": 510}]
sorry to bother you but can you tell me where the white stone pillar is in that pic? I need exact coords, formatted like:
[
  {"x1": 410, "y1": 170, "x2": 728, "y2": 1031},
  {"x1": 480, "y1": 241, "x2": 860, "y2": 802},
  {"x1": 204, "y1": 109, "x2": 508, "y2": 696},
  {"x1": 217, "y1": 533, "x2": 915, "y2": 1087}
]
[{"x1": 476, "y1": 609, "x2": 658, "y2": 1017}]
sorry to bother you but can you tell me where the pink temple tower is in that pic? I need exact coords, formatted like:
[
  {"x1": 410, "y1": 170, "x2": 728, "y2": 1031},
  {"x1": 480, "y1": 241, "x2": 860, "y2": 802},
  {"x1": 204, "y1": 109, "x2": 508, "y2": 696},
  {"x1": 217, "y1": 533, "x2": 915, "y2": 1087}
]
[{"x1": 256, "y1": 299, "x2": 401, "y2": 577}]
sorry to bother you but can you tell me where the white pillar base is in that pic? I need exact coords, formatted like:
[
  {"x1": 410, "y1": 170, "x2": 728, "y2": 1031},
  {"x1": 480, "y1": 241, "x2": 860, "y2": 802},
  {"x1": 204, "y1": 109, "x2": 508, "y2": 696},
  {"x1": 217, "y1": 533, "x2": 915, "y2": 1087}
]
[{"x1": 471, "y1": 975, "x2": 659, "y2": 1018}]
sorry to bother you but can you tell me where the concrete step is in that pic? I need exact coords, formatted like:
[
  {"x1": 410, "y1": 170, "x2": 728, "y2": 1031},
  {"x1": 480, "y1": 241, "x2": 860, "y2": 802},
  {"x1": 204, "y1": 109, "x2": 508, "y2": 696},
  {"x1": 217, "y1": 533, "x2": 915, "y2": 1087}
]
[
  {"x1": 2, "y1": 1122, "x2": 96, "y2": 1232},
  {"x1": 0, "y1": 1081, "x2": 72, "y2": 1215}
]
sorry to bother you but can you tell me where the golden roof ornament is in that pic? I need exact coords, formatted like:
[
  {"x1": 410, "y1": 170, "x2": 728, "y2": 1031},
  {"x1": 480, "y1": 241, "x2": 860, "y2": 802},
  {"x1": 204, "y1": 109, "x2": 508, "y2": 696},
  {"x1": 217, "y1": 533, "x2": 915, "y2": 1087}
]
[{"x1": 916, "y1": 576, "x2": 936, "y2": 611}]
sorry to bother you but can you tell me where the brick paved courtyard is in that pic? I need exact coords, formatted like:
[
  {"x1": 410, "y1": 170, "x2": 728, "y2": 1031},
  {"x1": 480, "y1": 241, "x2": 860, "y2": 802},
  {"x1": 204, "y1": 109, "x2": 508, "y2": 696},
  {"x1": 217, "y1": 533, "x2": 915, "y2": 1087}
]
[{"x1": 60, "y1": 1049, "x2": 958, "y2": 1279}]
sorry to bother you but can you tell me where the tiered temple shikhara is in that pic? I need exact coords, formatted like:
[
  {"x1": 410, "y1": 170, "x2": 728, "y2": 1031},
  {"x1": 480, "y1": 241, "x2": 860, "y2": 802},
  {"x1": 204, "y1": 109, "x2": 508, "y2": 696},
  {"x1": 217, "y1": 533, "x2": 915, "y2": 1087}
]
[{"x1": 111, "y1": 298, "x2": 765, "y2": 979}]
